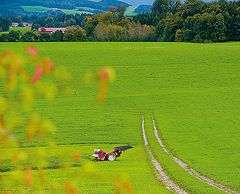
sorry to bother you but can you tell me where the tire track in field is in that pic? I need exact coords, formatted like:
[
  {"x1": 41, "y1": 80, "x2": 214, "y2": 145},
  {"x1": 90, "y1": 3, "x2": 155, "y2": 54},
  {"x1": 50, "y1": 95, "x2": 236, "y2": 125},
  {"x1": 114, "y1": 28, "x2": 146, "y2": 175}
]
[
  {"x1": 142, "y1": 116, "x2": 188, "y2": 194},
  {"x1": 152, "y1": 116, "x2": 240, "y2": 194}
]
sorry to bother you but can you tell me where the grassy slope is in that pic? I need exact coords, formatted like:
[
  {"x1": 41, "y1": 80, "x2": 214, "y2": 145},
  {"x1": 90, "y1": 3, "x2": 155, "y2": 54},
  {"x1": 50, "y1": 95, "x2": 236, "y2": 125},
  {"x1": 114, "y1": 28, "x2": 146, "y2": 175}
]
[
  {"x1": 22, "y1": 5, "x2": 139, "y2": 16},
  {"x1": 21, "y1": 6, "x2": 93, "y2": 15},
  {"x1": 144, "y1": 117, "x2": 224, "y2": 194},
  {"x1": 124, "y1": 6, "x2": 137, "y2": 16},
  {"x1": 138, "y1": 43, "x2": 240, "y2": 191},
  {"x1": 0, "y1": 42, "x2": 171, "y2": 193},
  {"x1": 9, "y1": 27, "x2": 31, "y2": 32},
  {"x1": 1, "y1": 144, "x2": 170, "y2": 193},
  {"x1": 22, "y1": 6, "x2": 50, "y2": 12},
  {"x1": 0, "y1": 42, "x2": 239, "y2": 192}
]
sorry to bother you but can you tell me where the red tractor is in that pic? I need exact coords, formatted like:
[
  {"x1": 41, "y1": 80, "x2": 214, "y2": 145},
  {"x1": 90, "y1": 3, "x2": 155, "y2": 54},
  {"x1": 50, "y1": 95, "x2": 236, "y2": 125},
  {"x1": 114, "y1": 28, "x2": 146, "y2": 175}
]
[{"x1": 92, "y1": 146, "x2": 133, "y2": 161}]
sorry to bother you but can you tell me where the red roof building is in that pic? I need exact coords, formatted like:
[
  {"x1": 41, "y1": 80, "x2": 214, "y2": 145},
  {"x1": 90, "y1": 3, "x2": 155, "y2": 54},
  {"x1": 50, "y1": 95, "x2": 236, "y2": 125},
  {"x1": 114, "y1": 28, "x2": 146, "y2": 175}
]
[{"x1": 38, "y1": 27, "x2": 67, "y2": 34}]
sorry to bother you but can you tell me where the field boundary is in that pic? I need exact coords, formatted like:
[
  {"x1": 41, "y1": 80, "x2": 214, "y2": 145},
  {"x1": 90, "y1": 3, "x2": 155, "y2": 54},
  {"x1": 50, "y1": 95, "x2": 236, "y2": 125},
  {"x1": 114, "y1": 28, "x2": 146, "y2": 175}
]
[
  {"x1": 152, "y1": 116, "x2": 240, "y2": 194},
  {"x1": 141, "y1": 116, "x2": 188, "y2": 194}
]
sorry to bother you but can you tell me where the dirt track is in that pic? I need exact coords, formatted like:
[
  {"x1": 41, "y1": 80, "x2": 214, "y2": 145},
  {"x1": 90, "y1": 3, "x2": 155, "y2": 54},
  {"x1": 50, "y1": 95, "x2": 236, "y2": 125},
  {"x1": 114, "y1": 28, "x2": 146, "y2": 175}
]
[
  {"x1": 152, "y1": 116, "x2": 240, "y2": 194},
  {"x1": 142, "y1": 116, "x2": 188, "y2": 194}
]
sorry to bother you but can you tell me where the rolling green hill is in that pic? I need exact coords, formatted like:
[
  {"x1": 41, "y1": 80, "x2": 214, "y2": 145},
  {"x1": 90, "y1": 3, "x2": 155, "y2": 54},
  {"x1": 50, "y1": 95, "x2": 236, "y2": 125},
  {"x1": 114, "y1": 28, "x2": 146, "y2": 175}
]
[
  {"x1": 0, "y1": 0, "x2": 130, "y2": 16},
  {"x1": 0, "y1": 42, "x2": 239, "y2": 193}
]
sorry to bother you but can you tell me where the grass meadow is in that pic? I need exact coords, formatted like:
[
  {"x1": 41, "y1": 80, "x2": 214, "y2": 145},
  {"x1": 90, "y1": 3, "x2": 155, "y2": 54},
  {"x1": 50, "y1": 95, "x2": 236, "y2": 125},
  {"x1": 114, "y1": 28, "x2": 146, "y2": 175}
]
[
  {"x1": 8, "y1": 27, "x2": 31, "y2": 32},
  {"x1": 21, "y1": 6, "x2": 94, "y2": 15},
  {"x1": 0, "y1": 42, "x2": 239, "y2": 193}
]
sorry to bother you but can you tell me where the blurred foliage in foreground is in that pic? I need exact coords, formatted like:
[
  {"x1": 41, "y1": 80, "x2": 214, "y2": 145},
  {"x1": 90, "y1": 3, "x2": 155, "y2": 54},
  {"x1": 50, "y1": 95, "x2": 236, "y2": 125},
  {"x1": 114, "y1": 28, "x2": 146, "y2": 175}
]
[{"x1": 0, "y1": 46, "x2": 132, "y2": 194}]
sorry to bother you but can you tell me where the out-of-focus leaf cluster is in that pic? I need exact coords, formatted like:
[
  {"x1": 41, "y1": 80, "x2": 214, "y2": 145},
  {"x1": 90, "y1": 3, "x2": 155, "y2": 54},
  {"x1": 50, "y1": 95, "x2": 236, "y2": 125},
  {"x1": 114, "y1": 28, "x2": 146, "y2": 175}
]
[
  {"x1": 0, "y1": 46, "x2": 82, "y2": 193},
  {"x1": 0, "y1": 47, "x2": 131, "y2": 194},
  {"x1": 83, "y1": 66, "x2": 116, "y2": 104}
]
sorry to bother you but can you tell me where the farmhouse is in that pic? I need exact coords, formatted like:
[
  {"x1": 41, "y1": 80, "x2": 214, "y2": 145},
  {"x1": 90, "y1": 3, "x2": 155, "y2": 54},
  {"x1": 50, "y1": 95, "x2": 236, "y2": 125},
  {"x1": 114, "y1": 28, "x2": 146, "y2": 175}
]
[
  {"x1": 10, "y1": 22, "x2": 32, "y2": 28},
  {"x1": 38, "y1": 27, "x2": 67, "y2": 34},
  {"x1": 11, "y1": 23, "x2": 19, "y2": 28},
  {"x1": 22, "y1": 22, "x2": 32, "y2": 27}
]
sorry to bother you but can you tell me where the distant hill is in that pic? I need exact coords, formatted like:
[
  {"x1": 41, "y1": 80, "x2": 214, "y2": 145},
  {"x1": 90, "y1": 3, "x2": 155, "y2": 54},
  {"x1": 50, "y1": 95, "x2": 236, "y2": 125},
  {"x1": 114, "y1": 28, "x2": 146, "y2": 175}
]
[
  {"x1": 0, "y1": 0, "x2": 226, "y2": 16},
  {"x1": 135, "y1": 5, "x2": 152, "y2": 14},
  {"x1": 17, "y1": 0, "x2": 130, "y2": 10},
  {"x1": 0, "y1": 0, "x2": 130, "y2": 16},
  {"x1": 120, "y1": 0, "x2": 154, "y2": 6}
]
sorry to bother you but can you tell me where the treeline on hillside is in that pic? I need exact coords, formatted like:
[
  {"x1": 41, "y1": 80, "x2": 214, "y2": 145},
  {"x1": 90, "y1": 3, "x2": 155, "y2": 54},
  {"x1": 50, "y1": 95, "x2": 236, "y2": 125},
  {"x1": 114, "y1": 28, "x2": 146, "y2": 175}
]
[
  {"x1": 0, "y1": 0, "x2": 240, "y2": 42},
  {"x1": 0, "y1": 26, "x2": 87, "y2": 42},
  {"x1": 85, "y1": 0, "x2": 240, "y2": 42},
  {"x1": 31, "y1": 13, "x2": 88, "y2": 30},
  {"x1": 84, "y1": 7, "x2": 155, "y2": 41},
  {"x1": 0, "y1": 7, "x2": 155, "y2": 42},
  {"x1": 135, "y1": 0, "x2": 240, "y2": 42},
  {"x1": 0, "y1": 14, "x2": 88, "y2": 32}
]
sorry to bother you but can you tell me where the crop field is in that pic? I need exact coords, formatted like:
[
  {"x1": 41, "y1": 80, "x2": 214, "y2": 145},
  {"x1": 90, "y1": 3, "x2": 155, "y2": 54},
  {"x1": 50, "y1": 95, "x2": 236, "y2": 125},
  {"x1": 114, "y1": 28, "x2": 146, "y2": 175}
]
[{"x1": 0, "y1": 42, "x2": 240, "y2": 193}]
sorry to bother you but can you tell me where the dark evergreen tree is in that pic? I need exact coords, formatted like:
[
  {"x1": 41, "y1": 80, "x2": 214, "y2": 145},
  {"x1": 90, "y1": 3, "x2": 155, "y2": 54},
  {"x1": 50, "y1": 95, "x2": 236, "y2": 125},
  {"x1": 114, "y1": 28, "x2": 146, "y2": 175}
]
[
  {"x1": 156, "y1": 14, "x2": 183, "y2": 41},
  {"x1": 50, "y1": 30, "x2": 64, "y2": 41},
  {"x1": 39, "y1": 32, "x2": 51, "y2": 42},
  {"x1": 0, "y1": 33, "x2": 8, "y2": 41},
  {"x1": 20, "y1": 31, "x2": 37, "y2": 42},
  {"x1": 152, "y1": 0, "x2": 170, "y2": 18},
  {"x1": 8, "y1": 30, "x2": 21, "y2": 42}
]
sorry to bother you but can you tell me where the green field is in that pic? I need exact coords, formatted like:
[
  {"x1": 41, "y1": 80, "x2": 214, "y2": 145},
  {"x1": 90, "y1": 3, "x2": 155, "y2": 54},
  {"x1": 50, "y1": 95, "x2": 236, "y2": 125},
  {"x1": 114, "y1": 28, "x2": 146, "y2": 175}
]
[
  {"x1": 9, "y1": 27, "x2": 31, "y2": 32},
  {"x1": 124, "y1": 6, "x2": 137, "y2": 16},
  {"x1": 21, "y1": 5, "x2": 136, "y2": 16},
  {"x1": 21, "y1": 6, "x2": 93, "y2": 15},
  {"x1": 22, "y1": 6, "x2": 50, "y2": 12},
  {"x1": 0, "y1": 42, "x2": 240, "y2": 193}
]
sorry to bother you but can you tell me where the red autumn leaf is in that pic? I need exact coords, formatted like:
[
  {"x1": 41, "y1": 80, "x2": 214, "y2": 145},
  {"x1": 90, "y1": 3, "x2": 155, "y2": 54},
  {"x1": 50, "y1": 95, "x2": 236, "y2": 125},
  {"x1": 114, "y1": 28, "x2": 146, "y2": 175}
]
[
  {"x1": 26, "y1": 46, "x2": 38, "y2": 57},
  {"x1": 20, "y1": 70, "x2": 30, "y2": 79},
  {"x1": 3, "y1": 51, "x2": 13, "y2": 57},
  {"x1": 98, "y1": 69, "x2": 110, "y2": 81},
  {"x1": 43, "y1": 59, "x2": 55, "y2": 74},
  {"x1": 31, "y1": 65, "x2": 43, "y2": 84}
]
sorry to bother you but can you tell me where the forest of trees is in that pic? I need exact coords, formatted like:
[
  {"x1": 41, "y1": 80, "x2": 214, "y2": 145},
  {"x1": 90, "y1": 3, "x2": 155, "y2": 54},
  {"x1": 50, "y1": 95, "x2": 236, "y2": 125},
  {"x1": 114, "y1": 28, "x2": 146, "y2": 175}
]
[
  {"x1": 0, "y1": 26, "x2": 87, "y2": 42},
  {"x1": 136, "y1": 0, "x2": 240, "y2": 42},
  {"x1": 0, "y1": 0, "x2": 240, "y2": 42}
]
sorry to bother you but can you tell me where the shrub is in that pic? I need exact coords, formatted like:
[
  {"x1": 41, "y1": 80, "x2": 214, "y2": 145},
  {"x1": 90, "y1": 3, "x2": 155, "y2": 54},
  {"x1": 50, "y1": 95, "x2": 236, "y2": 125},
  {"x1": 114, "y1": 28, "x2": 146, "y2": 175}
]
[{"x1": 63, "y1": 26, "x2": 87, "y2": 42}]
